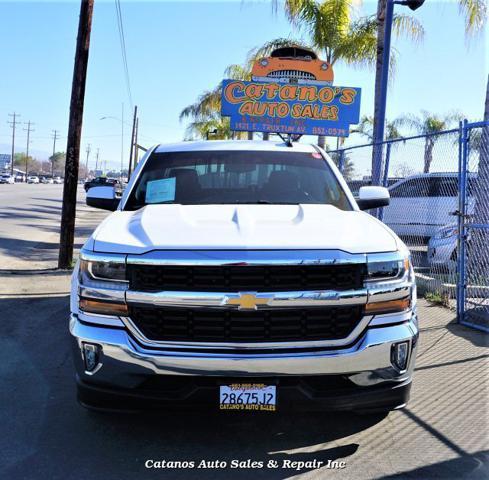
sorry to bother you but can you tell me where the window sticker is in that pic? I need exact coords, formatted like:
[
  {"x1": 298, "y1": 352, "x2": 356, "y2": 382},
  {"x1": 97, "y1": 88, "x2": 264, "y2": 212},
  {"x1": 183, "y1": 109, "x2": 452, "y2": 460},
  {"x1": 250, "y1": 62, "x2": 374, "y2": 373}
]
[{"x1": 145, "y1": 177, "x2": 176, "y2": 203}]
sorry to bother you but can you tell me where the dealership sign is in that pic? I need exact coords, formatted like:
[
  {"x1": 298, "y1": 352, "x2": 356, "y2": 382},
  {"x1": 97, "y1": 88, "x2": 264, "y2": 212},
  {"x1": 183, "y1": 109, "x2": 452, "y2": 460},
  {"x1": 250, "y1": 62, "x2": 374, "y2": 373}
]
[{"x1": 221, "y1": 79, "x2": 361, "y2": 137}]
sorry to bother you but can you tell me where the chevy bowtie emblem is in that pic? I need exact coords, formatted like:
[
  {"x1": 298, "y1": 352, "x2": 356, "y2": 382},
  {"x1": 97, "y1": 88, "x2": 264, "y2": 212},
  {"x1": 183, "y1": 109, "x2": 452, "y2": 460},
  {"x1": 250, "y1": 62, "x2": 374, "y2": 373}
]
[{"x1": 227, "y1": 293, "x2": 271, "y2": 310}]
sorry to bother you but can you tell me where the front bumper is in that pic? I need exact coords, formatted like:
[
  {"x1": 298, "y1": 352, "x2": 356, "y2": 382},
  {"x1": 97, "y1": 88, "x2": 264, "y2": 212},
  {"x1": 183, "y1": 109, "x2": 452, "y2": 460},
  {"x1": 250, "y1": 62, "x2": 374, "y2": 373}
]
[{"x1": 70, "y1": 313, "x2": 418, "y2": 411}]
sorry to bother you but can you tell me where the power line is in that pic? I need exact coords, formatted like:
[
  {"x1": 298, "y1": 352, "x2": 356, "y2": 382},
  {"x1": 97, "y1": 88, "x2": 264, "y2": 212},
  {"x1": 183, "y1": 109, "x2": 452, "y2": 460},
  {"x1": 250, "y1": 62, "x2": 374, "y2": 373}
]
[
  {"x1": 7, "y1": 112, "x2": 21, "y2": 176},
  {"x1": 114, "y1": 0, "x2": 133, "y2": 110}
]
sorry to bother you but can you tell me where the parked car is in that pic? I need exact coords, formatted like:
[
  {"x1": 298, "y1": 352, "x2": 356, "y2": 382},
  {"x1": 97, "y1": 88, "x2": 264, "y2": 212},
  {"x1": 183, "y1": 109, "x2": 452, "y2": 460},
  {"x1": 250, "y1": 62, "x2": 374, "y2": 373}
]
[
  {"x1": 427, "y1": 223, "x2": 468, "y2": 271},
  {"x1": 15, "y1": 174, "x2": 25, "y2": 183},
  {"x1": 40, "y1": 176, "x2": 54, "y2": 184},
  {"x1": 0, "y1": 174, "x2": 15, "y2": 184},
  {"x1": 27, "y1": 175, "x2": 39, "y2": 184},
  {"x1": 84, "y1": 176, "x2": 120, "y2": 192},
  {"x1": 383, "y1": 172, "x2": 476, "y2": 240},
  {"x1": 72, "y1": 140, "x2": 417, "y2": 413},
  {"x1": 53, "y1": 176, "x2": 63, "y2": 184}
]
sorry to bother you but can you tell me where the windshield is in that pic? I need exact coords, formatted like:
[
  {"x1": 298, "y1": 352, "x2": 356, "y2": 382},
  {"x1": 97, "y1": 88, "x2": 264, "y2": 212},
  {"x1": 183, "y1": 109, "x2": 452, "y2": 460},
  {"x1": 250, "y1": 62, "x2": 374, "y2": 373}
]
[{"x1": 124, "y1": 150, "x2": 352, "y2": 211}]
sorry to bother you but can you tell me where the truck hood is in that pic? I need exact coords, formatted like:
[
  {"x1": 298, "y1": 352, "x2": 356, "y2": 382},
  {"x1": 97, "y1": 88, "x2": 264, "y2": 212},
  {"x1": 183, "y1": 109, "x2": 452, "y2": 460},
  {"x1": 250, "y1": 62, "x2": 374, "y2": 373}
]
[{"x1": 91, "y1": 204, "x2": 399, "y2": 254}]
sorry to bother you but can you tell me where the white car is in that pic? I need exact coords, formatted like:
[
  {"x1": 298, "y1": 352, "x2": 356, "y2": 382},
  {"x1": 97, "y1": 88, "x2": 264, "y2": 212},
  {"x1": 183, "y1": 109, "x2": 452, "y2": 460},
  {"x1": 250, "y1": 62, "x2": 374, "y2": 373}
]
[
  {"x1": 53, "y1": 176, "x2": 63, "y2": 184},
  {"x1": 71, "y1": 140, "x2": 418, "y2": 413},
  {"x1": 383, "y1": 173, "x2": 475, "y2": 240},
  {"x1": 27, "y1": 175, "x2": 39, "y2": 184},
  {"x1": 428, "y1": 223, "x2": 462, "y2": 270},
  {"x1": 0, "y1": 174, "x2": 15, "y2": 184}
]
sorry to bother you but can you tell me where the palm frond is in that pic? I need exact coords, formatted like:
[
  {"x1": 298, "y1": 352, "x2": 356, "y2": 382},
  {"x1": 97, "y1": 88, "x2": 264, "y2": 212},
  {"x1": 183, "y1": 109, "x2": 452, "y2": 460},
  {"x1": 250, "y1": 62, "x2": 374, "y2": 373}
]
[
  {"x1": 179, "y1": 83, "x2": 222, "y2": 121},
  {"x1": 392, "y1": 14, "x2": 425, "y2": 43},
  {"x1": 458, "y1": 0, "x2": 487, "y2": 35}
]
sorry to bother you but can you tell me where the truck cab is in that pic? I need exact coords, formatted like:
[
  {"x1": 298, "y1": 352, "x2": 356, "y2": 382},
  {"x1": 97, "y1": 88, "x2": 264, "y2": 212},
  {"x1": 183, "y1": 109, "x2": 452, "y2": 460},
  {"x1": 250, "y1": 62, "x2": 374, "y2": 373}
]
[{"x1": 71, "y1": 140, "x2": 418, "y2": 413}]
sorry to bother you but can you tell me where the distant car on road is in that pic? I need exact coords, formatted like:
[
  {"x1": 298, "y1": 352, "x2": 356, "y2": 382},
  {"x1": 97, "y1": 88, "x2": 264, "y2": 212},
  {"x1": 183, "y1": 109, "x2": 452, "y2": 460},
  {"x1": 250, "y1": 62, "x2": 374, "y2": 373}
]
[
  {"x1": 53, "y1": 176, "x2": 63, "y2": 184},
  {"x1": 84, "y1": 176, "x2": 121, "y2": 192},
  {"x1": 0, "y1": 174, "x2": 15, "y2": 184},
  {"x1": 382, "y1": 172, "x2": 476, "y2": 240},
  {"x1": 27, "y1": 175, "x2": 39, "y2": 184}
]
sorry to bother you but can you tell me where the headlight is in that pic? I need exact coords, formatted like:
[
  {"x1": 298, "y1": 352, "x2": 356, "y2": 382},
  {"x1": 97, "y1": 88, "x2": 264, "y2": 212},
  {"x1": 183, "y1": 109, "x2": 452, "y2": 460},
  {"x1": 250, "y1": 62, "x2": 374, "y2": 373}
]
[
  {"x1": 435, "y1": 227, "x2": 458, "y2": 239},
  {"x1": 79, "y1": 252, "x2": 127, "y2": 286},
  {"x1": 365, "y1": 252, "x2": 412, "y2": 315},
  {"x1": 366, "y1": 253, "x2": 410, "y2": 282},
  {"x1": 260, "y1": 58, "x2": 268, "y2": 67},
  {"x1": 321, "y1": 62, "x2": 329, "y2": 70},
  {"x1": 78, "y1": 251, "x2": 128, "y2": 315}
]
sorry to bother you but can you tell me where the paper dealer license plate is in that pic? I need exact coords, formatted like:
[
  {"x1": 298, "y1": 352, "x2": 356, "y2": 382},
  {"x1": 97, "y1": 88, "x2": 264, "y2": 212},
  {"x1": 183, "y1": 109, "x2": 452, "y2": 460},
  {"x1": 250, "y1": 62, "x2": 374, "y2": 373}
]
[{"x1": 219, "y1": 383, "x2": 276, "y2": 411}]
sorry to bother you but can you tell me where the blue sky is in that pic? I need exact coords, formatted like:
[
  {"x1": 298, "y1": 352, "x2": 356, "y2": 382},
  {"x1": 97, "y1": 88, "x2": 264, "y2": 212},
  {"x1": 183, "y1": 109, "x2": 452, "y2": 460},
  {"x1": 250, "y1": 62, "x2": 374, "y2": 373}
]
[{"x1": 0, "y1": 0, "x2": 487, "y2": 173}]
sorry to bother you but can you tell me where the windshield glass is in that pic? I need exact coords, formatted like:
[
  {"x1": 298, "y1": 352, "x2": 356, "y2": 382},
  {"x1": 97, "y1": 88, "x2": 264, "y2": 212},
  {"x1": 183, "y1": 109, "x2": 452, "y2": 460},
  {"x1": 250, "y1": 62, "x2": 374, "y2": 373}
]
[{"x1": 124, "y1": 150, "x2": 352, "y2": 211}]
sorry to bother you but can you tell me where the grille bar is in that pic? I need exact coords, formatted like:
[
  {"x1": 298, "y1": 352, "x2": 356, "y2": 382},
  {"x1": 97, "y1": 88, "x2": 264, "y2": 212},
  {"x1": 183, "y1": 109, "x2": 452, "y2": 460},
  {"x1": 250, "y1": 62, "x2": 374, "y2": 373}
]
[
  {"x1": 127, "y1": 264, "x2": 366, "y2": 293},
  {"x1": 129, "y1": 305, "x2": 364, "y2": 343}
]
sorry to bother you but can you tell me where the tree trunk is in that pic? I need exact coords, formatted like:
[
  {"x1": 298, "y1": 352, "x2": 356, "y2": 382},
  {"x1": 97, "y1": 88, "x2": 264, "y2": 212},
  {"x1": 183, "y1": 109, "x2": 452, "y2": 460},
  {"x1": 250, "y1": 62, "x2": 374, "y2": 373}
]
[
  {"x1": 371, "y1": 0, "x2": 387, "y2": 179},
  {"x1": 423, "y1": 137, "x2": 435, "y2": 173},
  {"x1": 317, "y1": 135, "x2": 326, "y2": 149}
]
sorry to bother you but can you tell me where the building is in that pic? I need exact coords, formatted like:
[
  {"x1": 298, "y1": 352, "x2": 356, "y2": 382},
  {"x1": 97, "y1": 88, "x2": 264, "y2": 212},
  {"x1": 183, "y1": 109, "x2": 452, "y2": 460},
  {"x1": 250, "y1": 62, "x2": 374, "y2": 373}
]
[{"x1": 0, "y1": 154, "x2": 12, "y2": 171}]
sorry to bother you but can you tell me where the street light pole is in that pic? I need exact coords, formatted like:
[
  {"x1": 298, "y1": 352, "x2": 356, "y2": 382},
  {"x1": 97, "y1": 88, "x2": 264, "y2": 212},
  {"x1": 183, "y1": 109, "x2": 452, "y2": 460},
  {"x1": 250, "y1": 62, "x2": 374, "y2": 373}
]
[
  {"x1": 121, "y1": 102, "x2": 124, "y2": 182},
  {"x1": 372, "y1": 0, "x2": 425, "y2": 186}
]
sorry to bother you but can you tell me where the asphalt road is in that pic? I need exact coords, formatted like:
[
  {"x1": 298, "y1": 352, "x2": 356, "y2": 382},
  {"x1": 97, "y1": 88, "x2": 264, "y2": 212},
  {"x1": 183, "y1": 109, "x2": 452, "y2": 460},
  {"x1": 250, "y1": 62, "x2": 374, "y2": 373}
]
[
  {"x1": 0, "y1": 183, "x2": 108, "y2": 270},
  {"x1": 0, "y1": 271, "x2": 488, "y2": 480}
]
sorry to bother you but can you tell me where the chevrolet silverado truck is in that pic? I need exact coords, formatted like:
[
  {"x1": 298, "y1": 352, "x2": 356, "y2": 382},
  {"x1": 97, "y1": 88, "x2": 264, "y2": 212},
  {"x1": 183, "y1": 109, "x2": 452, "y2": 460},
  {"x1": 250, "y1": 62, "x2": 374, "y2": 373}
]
[{"x1": 71, "y1": 140, "x2": 418, "y2": 413}]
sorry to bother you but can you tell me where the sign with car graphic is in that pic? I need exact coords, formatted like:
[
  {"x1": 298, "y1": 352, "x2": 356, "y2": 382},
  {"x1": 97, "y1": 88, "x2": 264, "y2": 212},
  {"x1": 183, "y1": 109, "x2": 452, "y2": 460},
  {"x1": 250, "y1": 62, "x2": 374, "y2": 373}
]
[{"x1": 221, "y1": 47, "x2": 361, "y2": 137}]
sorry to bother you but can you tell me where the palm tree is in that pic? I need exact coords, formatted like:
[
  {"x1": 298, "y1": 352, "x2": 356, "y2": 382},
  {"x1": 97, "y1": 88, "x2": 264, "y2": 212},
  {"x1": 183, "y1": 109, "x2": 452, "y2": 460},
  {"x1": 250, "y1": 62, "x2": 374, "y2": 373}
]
[
  {"x1": 354, "y1": 115, "x2": 404, "y2": 142},
  {"x1": 397, "y1": 111, "x2": 461, "y2": 173},
  {"x1": 271, "y1": 0, "x2": 423, "y2": 147},
  {"x1": 372, "y1": 0, "x2": 487, "y2": 178},
  {"x1": 180, "y1": 64, "x2": 253, "y2": 141}
]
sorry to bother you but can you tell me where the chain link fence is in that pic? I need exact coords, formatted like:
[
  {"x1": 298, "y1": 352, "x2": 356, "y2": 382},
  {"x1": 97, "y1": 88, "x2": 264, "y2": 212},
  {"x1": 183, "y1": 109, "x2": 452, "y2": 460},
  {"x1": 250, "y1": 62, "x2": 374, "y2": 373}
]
[
  {"x1": 460, "y1": 122, "x2": 489, "y2": 331},
  {"x1": 328, "y1": 123, "x2": 489, "y2": 330}
]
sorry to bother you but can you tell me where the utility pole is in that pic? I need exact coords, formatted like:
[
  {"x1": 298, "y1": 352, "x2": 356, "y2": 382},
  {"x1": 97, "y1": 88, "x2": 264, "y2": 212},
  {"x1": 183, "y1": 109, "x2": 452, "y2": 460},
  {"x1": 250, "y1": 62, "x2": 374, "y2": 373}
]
[
  {"x1": 95, "y1": 147, "x2": 100, "y2": 172},
  {"x1": 8, "y1": 112, "x2": 21, "y2": 176},
  {"x1": 128, "y1": 105, "x2": 137, "y2": 178},
  {"x1": 24, "y1": 121, "x2": 35, "y2": 180},
  {"x1": 51, "y1": 129, "x2": 60, "y2": 177},
  {"x1": 58, "y1": 0, "x2": 94, "y2": 269},
  {"x1": 85, "y1": 143, "x2": 91, "y2": 177}
]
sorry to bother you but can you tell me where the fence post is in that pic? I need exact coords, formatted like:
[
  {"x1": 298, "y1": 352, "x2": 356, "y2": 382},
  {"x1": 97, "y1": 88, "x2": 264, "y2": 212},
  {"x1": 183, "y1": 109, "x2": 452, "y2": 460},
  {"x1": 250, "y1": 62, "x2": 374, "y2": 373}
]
[
  {"x1": 378, "y1": 142, "x2": 391, "y2": 222},
  {"x1": 457, "y1": 120, "x2": 469, "y2": 323}
]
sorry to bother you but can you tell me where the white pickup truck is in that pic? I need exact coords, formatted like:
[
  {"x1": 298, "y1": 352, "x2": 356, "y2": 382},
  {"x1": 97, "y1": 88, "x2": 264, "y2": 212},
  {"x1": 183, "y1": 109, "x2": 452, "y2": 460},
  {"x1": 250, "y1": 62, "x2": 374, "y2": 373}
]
[{"x1": 71, "y1": 140, "x2": 418, "y2": 413}]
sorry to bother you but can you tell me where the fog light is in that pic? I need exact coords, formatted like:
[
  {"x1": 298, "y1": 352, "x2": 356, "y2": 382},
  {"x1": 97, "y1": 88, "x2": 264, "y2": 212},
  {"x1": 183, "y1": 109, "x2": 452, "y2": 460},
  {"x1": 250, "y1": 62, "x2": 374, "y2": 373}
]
[
  {"x1": 392, "y1": 341, "x2": 409, "y2": 371},
  {"x1": 83, "y1": 343, "x2": 101, "y2": 373}
]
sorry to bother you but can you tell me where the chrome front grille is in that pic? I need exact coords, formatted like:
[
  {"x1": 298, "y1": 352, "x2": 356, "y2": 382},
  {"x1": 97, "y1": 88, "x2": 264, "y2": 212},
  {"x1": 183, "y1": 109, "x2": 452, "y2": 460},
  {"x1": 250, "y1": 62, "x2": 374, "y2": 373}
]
[{"x1": 266, "y1": 70, "x2": 316, "y2": 81}]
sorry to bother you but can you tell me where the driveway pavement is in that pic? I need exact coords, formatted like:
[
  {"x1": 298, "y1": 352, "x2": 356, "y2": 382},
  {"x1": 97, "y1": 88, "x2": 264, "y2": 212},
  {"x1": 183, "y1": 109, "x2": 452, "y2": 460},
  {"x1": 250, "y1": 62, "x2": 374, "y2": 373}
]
[{"x1": 0, "y1": 271, "x2": 487, "y2": 480}]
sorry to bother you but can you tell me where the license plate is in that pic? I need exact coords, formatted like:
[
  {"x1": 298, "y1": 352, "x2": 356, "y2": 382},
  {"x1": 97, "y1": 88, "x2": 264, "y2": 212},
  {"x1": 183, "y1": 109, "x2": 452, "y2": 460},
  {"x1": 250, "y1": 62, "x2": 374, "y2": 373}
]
[{"x1": 219, "y1": 383, "x2": 276, "y2": 411}]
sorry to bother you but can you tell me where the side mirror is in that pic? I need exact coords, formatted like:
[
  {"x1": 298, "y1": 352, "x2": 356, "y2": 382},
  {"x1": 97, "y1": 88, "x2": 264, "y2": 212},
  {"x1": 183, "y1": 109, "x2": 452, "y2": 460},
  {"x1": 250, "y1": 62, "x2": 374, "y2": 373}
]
[
  {"x1": 356, "y1": 186, "x2": 390, "y2": 210},
  {"x1": 86, "y1": 186, "x2": 119, "y2": 211}
]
